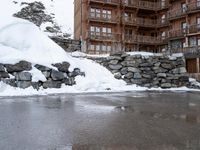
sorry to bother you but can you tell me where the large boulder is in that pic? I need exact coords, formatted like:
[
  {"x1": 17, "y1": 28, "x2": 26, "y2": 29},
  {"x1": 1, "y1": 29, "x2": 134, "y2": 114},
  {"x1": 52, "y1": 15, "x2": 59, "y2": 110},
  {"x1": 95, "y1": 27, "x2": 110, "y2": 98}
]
[
  {"x1": 43, "y1": 80, "x2": 62, "y2": 89},
  {"x1": 16, "y1": 81, "x2": 32, "y2": 89},
  {"x1": 0, "y1": 72, "x2": 9, "y2": 78},
  {"x1": 34, "y1": 64, "x2": 51, "y2": 71},
  {"x1": 52, "y1": 62, "x2": 70, "y2": 72},
  {"x1": 5, "y1": 61, "x2": 32, "y2": 73},
  {"x1": 51, "y1": 70, "x2": 65, "y2": 81},
  {"x1": 14, "y1": 72, "x2": 32, "y2": 81},
  {"x1": 0, "y1": 64, "x2": 5, "y2": 72}
]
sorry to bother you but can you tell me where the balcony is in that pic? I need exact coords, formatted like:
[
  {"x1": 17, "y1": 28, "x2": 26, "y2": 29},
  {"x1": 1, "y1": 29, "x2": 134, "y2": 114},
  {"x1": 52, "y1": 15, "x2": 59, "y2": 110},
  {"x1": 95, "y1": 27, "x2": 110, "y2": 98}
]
[
  {"x1": 188, "y1": 24, "x2": 200, "y2": 34},
  {"x1": 122, "y1": 0, "x2": 169, "y2": 10},
  {"x1": 124, "y1": 35, "x2": 168, "y2": 45},
  {"x1": 123, "y1": 17, "x2": 169, "y2": 28},
  {"x1": 88, "y1": 13, "x2": 118, "y2": 24},
  {"x1": 169, "y1": 29, "x2": 186, "y2": 39},
  {"x1": 168, "y1": 2, "x2": 200, "y2": 20},
  {"x1": 187, "y1": 1, "x2": 200, "y2": 13},
  {"x1": 171, "y1": 46, "x2": 200, "y2": 57},
  {"x1": 88, "y1": 31, "x2": 120, "y2": 42},
  {"x1": 88, "y1": 0, "x2": 120, "y2": 6}
]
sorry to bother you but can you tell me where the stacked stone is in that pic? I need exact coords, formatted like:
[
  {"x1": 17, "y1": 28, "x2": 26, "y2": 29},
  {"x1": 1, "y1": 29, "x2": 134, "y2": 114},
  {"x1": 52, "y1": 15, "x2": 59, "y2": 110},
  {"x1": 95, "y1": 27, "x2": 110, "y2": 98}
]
[
  {"x1": 50, "y1": 37, "x2": 81, "y2": 52},
  {"x1": 90, "y1": 52, "x2": 189, "y2": 88},
  {"x1": 0, "y1": 61, "x2": 85, "y2": 89}
]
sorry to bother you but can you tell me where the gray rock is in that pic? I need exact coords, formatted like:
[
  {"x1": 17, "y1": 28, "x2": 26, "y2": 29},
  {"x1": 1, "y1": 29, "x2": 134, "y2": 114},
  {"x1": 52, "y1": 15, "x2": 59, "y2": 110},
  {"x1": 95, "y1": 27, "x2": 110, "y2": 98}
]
[
  {"x1": 0, "y1": 72, "x2": 9, "y2": 78},
  {"x1": 154, "y1": 62, "x2": 161, "y2": 67},
  {"x1": 114, "y1": 72, "x2": 122, "y2": 79},
  {"x1": 108, "y1": 60, "x2": 118, "y2": 65},
  {"x1": 142, "y1": 74, "x2": 152, "y2": 79},
  {"x1": 179, "y1": 76, "x2": 189, "y2": 82},
  {"x1": 107, "y1": 56, "x2": 122, "y2": 61},
  {"x1": 172, "y1": 67, "x2": 187, "y2": 74},
  {"x1": 120, "y1": 67, "x2": 128, "y2": 75},
  {"x1": 161, "y1": 83, "x2": 172, "y2": 88},
  {"x1": 133, "y1": 73, "x2": 142, "y2": 79},
  {"x1": 43, "y1": 80, "x2": 62, "y2": 89},
  {"x1": 161, "y1": 63, "x2": 173, "y2": 69},
  {"x1": 154, "y1": 68, "x2": 168, "y2": 73},
  {"x1": 130, "y1": 79, "x2": 142, "y2": 85},
  {"x1": 157, "y1": 73, "x2": 167, "y2": 78},
  {"x1": 34, "y1": 64, "x2": 51, "y2": 71},
  {"x1": 69, "y1": 68, "x2": 85, "y2": 77},
  {"x1": 127, "y1": 67, "x2": 140, "y2": 73},
  {"x1": 14, "y1": 72, "x2": 32, "y2": 81},
  {"x1": 109, "y1": 64, "x2": 122, "y2": 70},
  {"x1": 5, "y1": 61, "x2": 32, "y2": 73},
  {"x1": 140, "y1": 63, "x2": 153, "y2": 67},
  {"x1": 51, "y1": 70, "x2": 65, "y2": 81},
  {"x1": 1, "y1": 79, "x2": 16, "y2": 87},
  {"x1": 16, "y1": 81, "x2": 31, "y2": 89},
  {"x1": 0, "y1": 64, "x2": 5, "y2": 72},
  {"x1": 53, "y1": 62, "x2": 70, "y2": 72},
  {"x1": 63, "y1": 77, "x2": 76, "y2": 86},
  {"x1": 31, "y1": 82, "x2": 41, "y2": 90},
  {"x1": 124, "y1": 72, "x2": 134, "y2": 79}
]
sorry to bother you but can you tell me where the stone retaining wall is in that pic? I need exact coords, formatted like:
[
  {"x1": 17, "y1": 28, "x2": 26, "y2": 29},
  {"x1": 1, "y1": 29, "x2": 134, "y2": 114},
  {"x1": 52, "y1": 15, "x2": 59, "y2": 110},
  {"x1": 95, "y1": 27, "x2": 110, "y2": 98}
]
[
  {"x1": 0, "y1": 61, "x2": 85, "y2": 89},
  {"x1": 88, "y1": 52, "x2": 190, "y2": 88},
  {"x1": 50, "y1": 37, "x2": 81, "y2": 52}
]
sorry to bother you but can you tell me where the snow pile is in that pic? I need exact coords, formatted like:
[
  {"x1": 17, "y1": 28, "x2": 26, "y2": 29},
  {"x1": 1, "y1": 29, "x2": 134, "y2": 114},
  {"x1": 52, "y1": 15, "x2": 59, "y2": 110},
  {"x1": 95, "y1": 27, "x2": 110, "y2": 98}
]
[{"x1": 0, "y1": 0, "x2": 73, "y2": 36}]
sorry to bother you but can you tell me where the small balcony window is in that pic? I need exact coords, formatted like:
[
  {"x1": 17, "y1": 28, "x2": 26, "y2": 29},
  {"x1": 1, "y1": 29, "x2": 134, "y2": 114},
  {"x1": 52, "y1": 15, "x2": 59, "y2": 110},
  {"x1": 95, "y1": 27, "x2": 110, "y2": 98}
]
[
  {"x1": 197, "y1": 0, "x2": 200, "y2": 7},
  {"x1": 181, "y1": 3, "x2": 187, "y2": 13}
]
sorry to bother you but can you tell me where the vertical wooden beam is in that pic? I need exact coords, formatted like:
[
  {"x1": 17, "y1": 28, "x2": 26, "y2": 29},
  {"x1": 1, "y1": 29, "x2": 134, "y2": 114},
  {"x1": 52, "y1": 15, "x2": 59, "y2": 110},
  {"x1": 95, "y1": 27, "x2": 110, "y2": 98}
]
[{"x1": 197, "y1": 57, "x2": 200, "y2": 73}]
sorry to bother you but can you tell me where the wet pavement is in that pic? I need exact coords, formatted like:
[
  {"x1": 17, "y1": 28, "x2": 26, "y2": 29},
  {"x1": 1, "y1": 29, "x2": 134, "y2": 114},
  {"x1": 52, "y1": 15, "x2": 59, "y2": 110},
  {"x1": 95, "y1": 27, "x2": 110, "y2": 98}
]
[{"x1": 0, "y1": 92, "x2": 200, "y2": 150}]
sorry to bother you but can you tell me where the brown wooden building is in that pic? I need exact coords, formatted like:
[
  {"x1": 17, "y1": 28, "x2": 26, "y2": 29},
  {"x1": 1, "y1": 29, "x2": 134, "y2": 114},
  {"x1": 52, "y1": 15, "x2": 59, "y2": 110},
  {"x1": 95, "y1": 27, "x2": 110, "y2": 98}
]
[{"x1": 74, "y1": 0, "x2": 200, "y2": 76}]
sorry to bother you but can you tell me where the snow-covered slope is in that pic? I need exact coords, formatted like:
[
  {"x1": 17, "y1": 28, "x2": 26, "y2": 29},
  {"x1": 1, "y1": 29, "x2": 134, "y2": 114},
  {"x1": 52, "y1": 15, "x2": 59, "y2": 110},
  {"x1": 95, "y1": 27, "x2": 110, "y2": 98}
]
[{"x1": 1, "y1": 0, "x2": 73, "y2": 36}]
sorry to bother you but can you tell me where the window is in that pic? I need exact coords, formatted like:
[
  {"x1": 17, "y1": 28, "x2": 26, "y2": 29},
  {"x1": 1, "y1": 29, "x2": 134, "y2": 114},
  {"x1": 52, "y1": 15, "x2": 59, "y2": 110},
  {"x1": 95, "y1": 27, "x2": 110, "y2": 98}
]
[
  {"x1": 182, "y1": 22, "x2": 187, "y2": 33},
  {"x1": 107, "y1": 46, "x2": 111, "y2": 51},
  {"x1": 96, "y1": 45, "x2": 100, "y2": 51},
  {"x1": 197, "y1": 0, "x2": 200, "y2": 7},
  {"x1": 161, "y1": 0, "x2": 166, "y2": 8},
  {"x1": 90, "y1": 8, "x2": 95, "y2": 18},
  {"x1": 161, "y1": 14, "x2": 166, "y2": 24},
  {"x1": 161, "y1": 32, "x2": 166, "y2": 39},
  {"x1": 102, "y1": 10, "x2": 111, "y2": 20},
  {"x1": 198, "y1": 38, "x2": 200, "y2": 46},
  {"x1": 189, "y1": 36, "x2": 196, "y2": 47},
  {"x1": 182, "y1": 3, "x2": 187, "y2": 12},
  {"x1": 89, "y1": 44, "x2": 95, "y2": 50}
]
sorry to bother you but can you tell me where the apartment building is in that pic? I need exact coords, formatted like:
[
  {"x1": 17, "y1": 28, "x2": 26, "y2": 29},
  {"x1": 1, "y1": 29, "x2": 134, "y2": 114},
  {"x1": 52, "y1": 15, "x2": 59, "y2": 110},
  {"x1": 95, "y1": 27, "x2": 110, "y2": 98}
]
[{"x1": 74, "y1": 0, "x2": 200, "y2": 77}]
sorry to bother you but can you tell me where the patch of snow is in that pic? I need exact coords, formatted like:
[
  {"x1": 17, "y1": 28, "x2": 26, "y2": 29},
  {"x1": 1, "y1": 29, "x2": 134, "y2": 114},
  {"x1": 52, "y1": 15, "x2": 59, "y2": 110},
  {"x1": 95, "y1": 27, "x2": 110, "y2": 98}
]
[{"x1": 29, "y1": 67, "x2": 47, "y2": 82}]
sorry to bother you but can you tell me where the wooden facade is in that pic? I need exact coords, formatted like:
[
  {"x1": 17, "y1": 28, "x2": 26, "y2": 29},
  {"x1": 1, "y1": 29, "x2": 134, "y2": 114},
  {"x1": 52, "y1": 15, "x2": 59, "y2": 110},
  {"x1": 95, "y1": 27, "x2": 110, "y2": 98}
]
[{"x1": 74, "y1": 0, "x2": 200, "y2": 75}]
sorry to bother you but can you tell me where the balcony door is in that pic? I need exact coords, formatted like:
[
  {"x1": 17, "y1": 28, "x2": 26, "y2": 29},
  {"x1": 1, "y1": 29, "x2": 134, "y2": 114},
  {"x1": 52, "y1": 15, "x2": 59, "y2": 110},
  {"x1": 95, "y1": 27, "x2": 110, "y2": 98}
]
[
  {"x1": 197, "y1": 17, "x2": 200, "y2": 32},
  {"x1": 182, "y1": 22, "x2": 187, "y2": 33},
  {"x1": 181, "y1": 3, "x2": 187, "y2": 13}
]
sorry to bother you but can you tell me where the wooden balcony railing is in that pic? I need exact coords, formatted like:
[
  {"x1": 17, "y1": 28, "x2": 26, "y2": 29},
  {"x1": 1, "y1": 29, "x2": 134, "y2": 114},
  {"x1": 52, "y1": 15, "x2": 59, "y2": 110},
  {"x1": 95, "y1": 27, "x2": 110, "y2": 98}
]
[
  {"x1": 123, "y1": 17, "x2": 168, "y2": 27},
  {"x1": 88, "y1": 31, "x2": 120, "y2": 41},
  {"x1": 188, "y1": 1, "x2": 200, "y2": 12},
  {"x1": 88, "y1": 13, "x2": 118, "y2": 23},
  {"x1": 188, "y1": 24, "x2": 200, "y2": 34},
  {"x1": 169, "y1": 29, "x2": 186, "y2": 39},
  {"x1": 122, "y1": 0, "x2": 169, "y2": 10},
  {"x1": 89, "y1": 0, "x2": 120, "y2": 5},
  {"x1": 171, "y1": 46, "x2": 200, "y2": 55},
  {"x1": 168, "y1": 2, "x2": 200, "y2": 20},
  {"x1": 124, "y1": 35, "x2": 168, "y2": 44}
]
